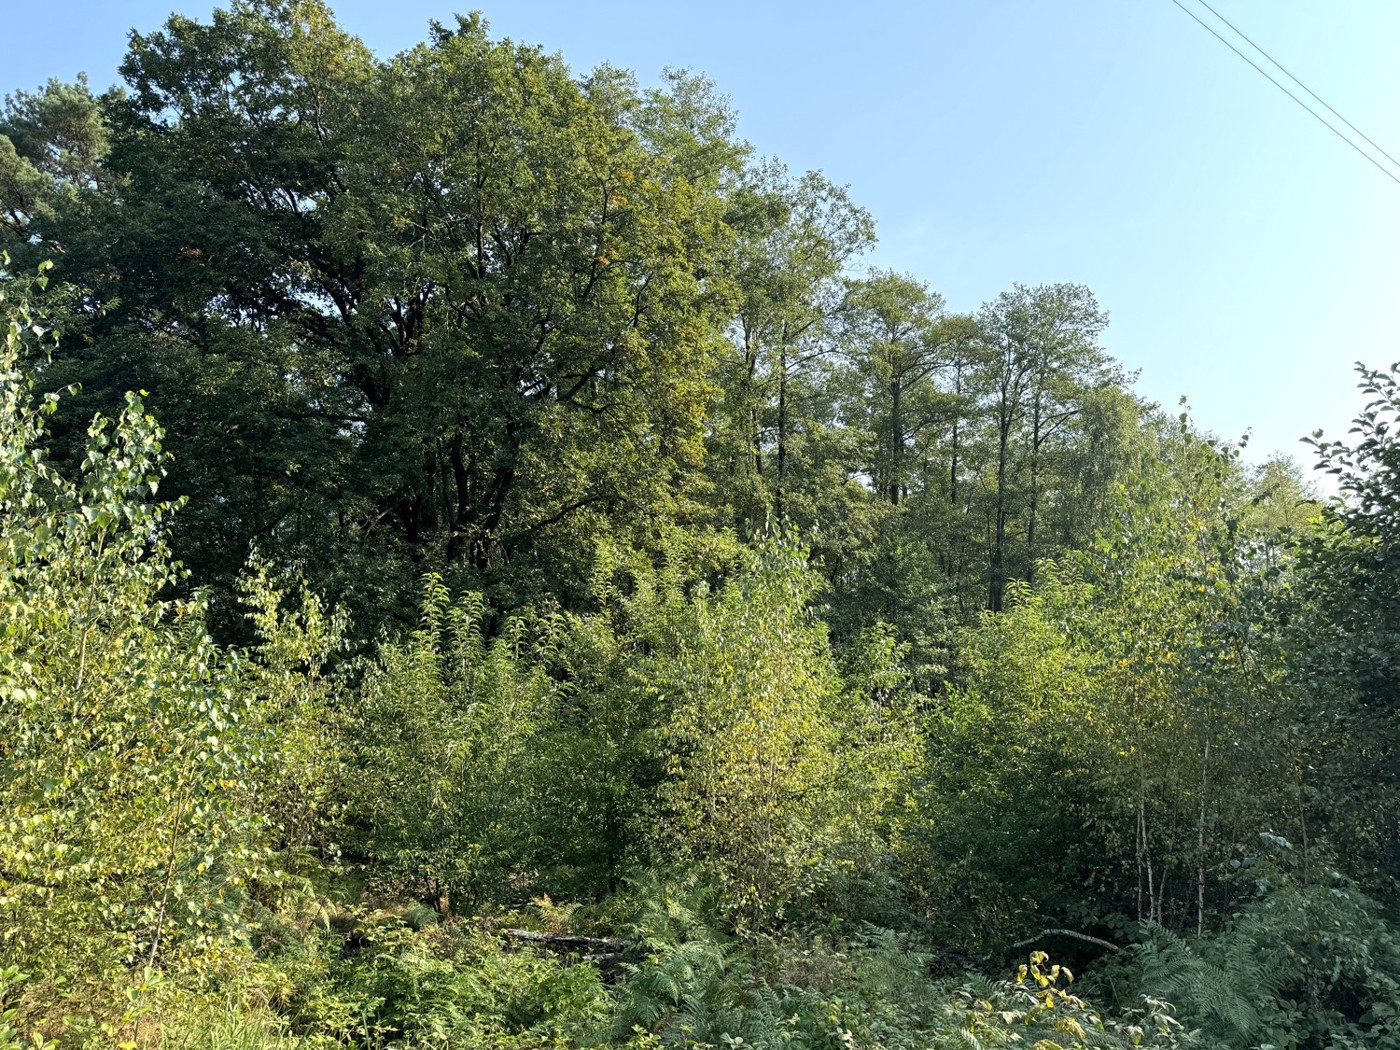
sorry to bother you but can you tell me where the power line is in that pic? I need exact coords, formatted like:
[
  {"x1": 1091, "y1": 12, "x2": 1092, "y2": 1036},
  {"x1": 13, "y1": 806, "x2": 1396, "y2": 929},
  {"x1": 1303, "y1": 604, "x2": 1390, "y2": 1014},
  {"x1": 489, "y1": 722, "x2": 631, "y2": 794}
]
[
  {"x1": 1166, "y1": 0, "x2": 1400, "y2": 190},
  {"x1": 1194, "y1": 0, "x2": 1400, "y2": 174}
]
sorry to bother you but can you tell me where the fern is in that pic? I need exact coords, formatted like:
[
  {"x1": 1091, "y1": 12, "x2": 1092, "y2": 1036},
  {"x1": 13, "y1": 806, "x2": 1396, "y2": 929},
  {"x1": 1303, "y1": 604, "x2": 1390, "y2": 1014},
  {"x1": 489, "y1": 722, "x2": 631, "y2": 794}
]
[
  {"x1": 1136, "y1": 922, "x2": 1284, "y2": 1046},
  {"x1": 1134, "y1": 880, "x2": 1400, "y2": 1050}
]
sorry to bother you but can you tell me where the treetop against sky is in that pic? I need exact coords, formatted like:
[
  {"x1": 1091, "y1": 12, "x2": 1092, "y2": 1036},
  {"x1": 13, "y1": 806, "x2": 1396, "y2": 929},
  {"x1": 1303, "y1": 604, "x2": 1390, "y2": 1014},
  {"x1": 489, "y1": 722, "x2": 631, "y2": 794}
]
[{"x1": 10, "y1": 0, "x2": 1400, "y2": 477}]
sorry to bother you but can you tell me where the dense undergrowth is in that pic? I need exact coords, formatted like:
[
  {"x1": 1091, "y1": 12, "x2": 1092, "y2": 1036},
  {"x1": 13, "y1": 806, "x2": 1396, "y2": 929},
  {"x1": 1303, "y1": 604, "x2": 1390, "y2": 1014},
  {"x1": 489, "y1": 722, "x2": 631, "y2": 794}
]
[
  {"x1": 4, "y1": 262, "x2": 1399, "y2": 1048},
  {"x1": 3, "y1": 3, "x2": 1400, "y2": 1044}
]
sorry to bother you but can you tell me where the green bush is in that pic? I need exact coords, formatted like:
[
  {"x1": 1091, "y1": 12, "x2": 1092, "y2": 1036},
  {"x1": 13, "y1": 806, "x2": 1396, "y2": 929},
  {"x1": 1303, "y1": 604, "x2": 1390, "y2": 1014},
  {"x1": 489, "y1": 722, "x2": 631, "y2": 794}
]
[
  {"x1": 635, "y1": 535, "x2": 923, "y2": 927},
  {"x1": 0, "y1": 263, "x2": 263, "y2": 1020},
  {"x1": 346, "y1": 580, "x2": 564, "y2": 913}
]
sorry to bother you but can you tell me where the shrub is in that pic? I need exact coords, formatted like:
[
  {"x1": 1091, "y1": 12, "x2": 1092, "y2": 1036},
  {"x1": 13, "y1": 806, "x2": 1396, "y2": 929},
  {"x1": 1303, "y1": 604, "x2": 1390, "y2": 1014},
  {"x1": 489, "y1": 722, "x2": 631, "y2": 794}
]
[{"x1": 0, "y1": 262, "x2": 262, "y2": 1019}]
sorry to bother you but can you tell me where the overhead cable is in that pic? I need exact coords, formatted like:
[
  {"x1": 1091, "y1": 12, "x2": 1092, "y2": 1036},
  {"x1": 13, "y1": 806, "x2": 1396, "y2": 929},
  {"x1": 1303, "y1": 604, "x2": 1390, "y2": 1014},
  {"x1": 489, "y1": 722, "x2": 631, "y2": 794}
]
[
  {"x1": 1193, "y1": 0, "x2": 1400, "y2": 175},
  {"x1": 1167, "y1": 0, "x2": 1400, "y2": 190}
]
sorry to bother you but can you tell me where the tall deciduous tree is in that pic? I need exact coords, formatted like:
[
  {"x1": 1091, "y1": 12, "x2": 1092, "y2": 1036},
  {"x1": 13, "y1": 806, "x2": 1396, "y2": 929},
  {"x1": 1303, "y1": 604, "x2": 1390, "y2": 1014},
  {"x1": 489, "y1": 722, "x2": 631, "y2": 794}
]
[
  {"x1": 838, "y1": 270, "x2": 949, "y2": 507},
  {"x1": 39, "y1": 2, "x2": 742, "y2": 633},
  {"x1": 976, "y1": 282, "x2": 1112, "y2": 609},
  {"x1": 714, "y1": 162, "x2": 872, "y2": 525}
]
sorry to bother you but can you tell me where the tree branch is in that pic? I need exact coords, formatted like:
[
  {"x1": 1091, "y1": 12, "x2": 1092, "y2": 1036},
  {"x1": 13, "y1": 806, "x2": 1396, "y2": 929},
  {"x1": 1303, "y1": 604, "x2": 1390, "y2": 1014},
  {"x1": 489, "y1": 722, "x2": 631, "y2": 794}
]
[{"x1": 981, "y1": 928, "x2": 1122, "y2": 962}]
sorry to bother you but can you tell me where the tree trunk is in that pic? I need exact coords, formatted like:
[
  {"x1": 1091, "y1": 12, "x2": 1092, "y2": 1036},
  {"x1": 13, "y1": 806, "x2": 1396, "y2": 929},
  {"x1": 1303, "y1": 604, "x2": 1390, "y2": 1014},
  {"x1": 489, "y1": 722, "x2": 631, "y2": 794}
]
[
  {"x1": 776, "y1": 334, "x2": 788, "y2": 518},
  {"x1": 990, "y1": 409, "x2": 1011, "y2": 612},
  {"x1": 1027, "y1": 390, "x2": 1042, "y2": 582},
  {"x1": 1197, "y1": 736, "x2": 1211, "y2": 936},
  {"x1": 889, "y1": 378, "x2": 902, "y2": 505}
]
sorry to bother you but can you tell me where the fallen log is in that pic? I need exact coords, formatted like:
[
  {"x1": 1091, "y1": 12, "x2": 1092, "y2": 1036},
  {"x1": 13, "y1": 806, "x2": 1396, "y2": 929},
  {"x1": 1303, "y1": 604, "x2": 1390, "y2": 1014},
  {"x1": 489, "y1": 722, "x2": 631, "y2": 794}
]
[
  {"x1": 980, "y1": 927, "x2": 1122, "y2": 963},
  {"x1": 503, "y1": 929, "x2": 632, "y2": 953}
]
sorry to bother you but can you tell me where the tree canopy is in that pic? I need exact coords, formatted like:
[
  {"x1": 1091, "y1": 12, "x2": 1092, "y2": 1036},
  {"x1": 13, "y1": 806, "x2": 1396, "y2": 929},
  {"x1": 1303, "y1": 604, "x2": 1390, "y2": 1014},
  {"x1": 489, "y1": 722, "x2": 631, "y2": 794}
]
[{"x1": 1, "y1": 6, "x2": 1394, "y2": 1049}]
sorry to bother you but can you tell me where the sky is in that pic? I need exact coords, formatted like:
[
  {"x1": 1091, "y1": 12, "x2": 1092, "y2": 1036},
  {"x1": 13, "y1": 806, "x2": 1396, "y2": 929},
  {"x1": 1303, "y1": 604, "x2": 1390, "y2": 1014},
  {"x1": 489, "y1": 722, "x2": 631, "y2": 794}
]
[{"x1": 7, "y1": 0, "x2": 1400, "y2": 487}]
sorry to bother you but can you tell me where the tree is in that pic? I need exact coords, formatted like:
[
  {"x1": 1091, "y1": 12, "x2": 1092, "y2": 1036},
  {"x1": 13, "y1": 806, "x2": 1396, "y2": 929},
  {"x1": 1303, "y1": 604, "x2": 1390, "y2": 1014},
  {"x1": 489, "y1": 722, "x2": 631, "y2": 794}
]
[
  {"x1": 349, "y1": 580, "x2": 561, "y2": 913},
  {"x1": 716, "y1": 163, "x2": 872, "y2": 522},
  {"x1": 918, "y1": 413, "x2": 1303, "y2": 944},
  {"x1": 642, "y1": 534, "x2": 919, "y2": 925},
  {"x1": 1294, "y1": 363, "x2": 1400, "y2": 886},
  {"x1": 976, "y1": 283, "x2": 1113, "y2": 609},
  {"x1": 0, "y1": 261, "x2": 260, "y2": 1004},
  {"x1": 0, "y1": 76, "x2": 109, "y2": 251},
  {"x1": 38, "y1": 2, "x2": 741, "y2": 635},
  {"x1": 838, "y1": 270, "x2": 950, "y2": 507}
]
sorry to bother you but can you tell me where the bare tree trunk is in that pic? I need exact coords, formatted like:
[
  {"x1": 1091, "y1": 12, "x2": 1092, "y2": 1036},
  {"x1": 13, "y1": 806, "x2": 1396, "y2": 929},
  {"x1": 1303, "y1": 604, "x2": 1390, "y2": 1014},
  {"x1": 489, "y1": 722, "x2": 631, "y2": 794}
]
[
  {"x1": 1027, "y1": 390, "x2": 1042, "y2": 582},
  {"x1": 775, "y1": 340, "x2": 788, "y2": 518},
  {"x1": 1137, "y1": 728, "x2": 1153, "y2": 923},
  {"x1": 1298, "y1": 761, "x2": 1310, "y2": 887},
  {"x1": 949, "y1": 419, "x2": 960, "y2": 506},
  {"x1": 1197, "y1": 737, "x2": 1211, "y2": 936},
  {"x1": 990, "y1": 430, "x2": 1010, "y2": 611},
  {"x1": 1137, "y1": 791, "x2": 1146, "y2": 923},
  {"x1": 889, "y1": 379, "x2": 902, "y2": 505}
]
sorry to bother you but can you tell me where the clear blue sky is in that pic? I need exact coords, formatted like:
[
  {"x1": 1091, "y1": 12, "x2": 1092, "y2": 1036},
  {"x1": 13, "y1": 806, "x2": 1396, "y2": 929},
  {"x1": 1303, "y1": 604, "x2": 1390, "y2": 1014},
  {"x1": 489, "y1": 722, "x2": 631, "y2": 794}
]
[{"x1": 9, "y1": 0, "x2": 1400, "y2": 483}]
